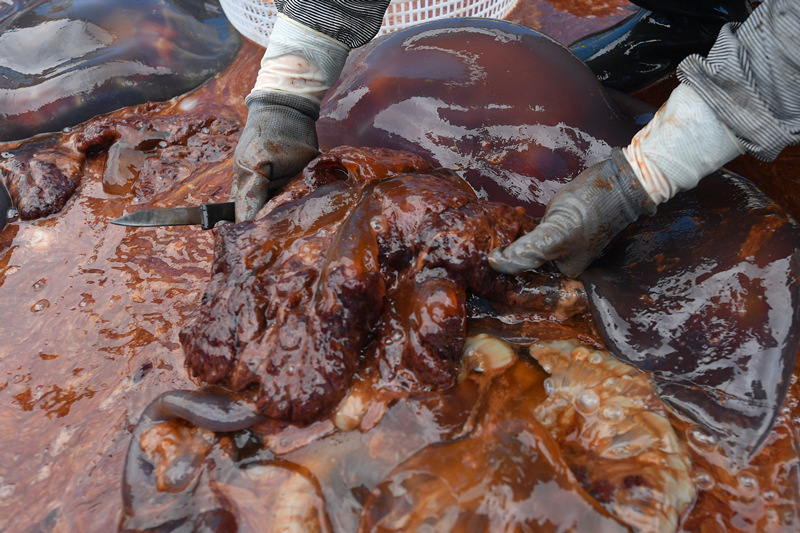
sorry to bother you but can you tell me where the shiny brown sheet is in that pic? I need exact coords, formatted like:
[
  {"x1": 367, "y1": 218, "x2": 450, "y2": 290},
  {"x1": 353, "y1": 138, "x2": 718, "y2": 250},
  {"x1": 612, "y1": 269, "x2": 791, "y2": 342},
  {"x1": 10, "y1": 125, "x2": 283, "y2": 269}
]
[{"x1": 1, "y1": 3, "x2": 799, "y2": 532}]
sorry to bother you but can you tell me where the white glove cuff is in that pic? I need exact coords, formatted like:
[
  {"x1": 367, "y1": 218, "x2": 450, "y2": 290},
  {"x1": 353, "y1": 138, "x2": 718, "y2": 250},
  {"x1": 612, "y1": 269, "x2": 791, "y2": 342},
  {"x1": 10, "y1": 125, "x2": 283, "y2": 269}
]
[
  {"x1": 252, "y1": 14, "x2": 351, "y2": 104},
  {"x1": 623, "y1": 84, "x2": 745, "y2": 204}
]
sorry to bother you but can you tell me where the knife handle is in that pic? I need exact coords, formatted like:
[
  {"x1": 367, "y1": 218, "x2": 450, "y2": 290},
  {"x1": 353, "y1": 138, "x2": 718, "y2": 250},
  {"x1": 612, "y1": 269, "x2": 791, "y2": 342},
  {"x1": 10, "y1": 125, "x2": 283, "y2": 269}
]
[{"x1": 200, "y1": 202, "x2": 236, "y2": 230}]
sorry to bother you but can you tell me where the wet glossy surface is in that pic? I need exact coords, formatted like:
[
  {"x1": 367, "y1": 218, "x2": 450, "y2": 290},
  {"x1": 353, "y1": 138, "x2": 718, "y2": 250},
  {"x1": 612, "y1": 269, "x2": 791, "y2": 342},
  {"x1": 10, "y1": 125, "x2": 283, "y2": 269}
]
[
  {"x1": 0, "y1": 40, "x2": 259, "y2": 532},
  {"x1": 581, "y1": 172, "x2": 800, "y2": 463},
  {"x1": 318, "y1": 19, "x2": 643, "y2": 218},
  {"x1": 0, "y1": 0, "x2": 240, "y2": 142},
  {"x1": 1, "y1": 8, "x2": 800, "y2": 533},
  {"x1": 180, "y1": 146, "x2": 585, "y2": 424}
]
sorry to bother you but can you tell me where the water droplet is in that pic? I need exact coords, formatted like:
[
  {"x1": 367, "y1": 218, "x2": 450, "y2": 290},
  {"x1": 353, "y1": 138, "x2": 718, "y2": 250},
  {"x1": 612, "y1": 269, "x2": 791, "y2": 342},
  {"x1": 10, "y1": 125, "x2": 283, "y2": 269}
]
[
  {"x1": 28, "y1": 229, "x2": 53, "y2": 250},
  {"x1": 602, "y1": 377, "x2": 617, "y2": 389},
  {"x1": 695, "y1": 469, "x2": 715, "y2": 490},
  {"x1": 738, "y1": 472, "x2": 757, "y2": 491},
  {"x1": 543, "y1": 377, "x2": 556, "y2": 396},
  {"x1": 792, "y1": 416, "x2": 800, "y2": 427},
  {"x1": 158, "y1": 141, "x2": 168, "y2": 148},
  {"x1": 318, "y1": 229, "x2": 329, "y2": 237},
  {"x1": 599, "y1": 403, "x2": 624, "y2": 422},
  {"x1": 765, "y1": 508, "x2": 779, "y2": 523},
  {"x1": 687, "y1": 426, "x2": 718, "y2": 453},
  {"x1": 32, "y1": 278, "x2": 47, "y2": 290},
  {"x1": 369, "y1": 215, "x2": 387, "y2": 233},
  {"x1": 791, "y1": 374, "x2": 798, "y2": 385},
  {"x1": 391, "y1": 330, "x2": 403, "y2": 342},
  {"x1": 575, "y1": 389, "x2": 600, "y2": 414},
  {"x1": 287, "y1": 365, "x2": 295, "y2": 376},
  {"x1": 201, "y1": 127, "x2": 210, "y2": 134},
  {"x1": 540, "y1": 362, "x2": 552, "y2": 373},
  {"x1": 62, "y1": 126, "x2": 71, "y2": 133},
  {"x1": 763, "y1": 490, "x2": 777, "y2": 502},
  {"x1": 589, "y1": 352, "x2": 603, "y2": 364},
  {"x1": 571, "y1": 346, "x2": 590, "y2": 361},
  {"x1": 31, "y1": 299, "x2": 50, "y2": 313}
]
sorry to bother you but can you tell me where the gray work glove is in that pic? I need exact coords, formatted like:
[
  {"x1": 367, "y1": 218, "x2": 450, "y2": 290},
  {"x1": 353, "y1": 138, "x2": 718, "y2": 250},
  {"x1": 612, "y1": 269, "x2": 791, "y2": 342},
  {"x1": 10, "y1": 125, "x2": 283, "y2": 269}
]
[
  {"x1": 231, "y1": 90, "x2": 320, "y2": 221},
  {"x1": 489, "y1": 148, "x2": 657, "y2": 277}
]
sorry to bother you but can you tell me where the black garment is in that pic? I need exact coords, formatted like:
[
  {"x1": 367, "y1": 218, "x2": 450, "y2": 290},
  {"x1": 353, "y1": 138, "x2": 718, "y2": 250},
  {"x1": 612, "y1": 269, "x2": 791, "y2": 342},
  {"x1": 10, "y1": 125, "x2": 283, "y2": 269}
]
[{"x1": 569, "y1": 0, "x2": 752, "y2": 92}]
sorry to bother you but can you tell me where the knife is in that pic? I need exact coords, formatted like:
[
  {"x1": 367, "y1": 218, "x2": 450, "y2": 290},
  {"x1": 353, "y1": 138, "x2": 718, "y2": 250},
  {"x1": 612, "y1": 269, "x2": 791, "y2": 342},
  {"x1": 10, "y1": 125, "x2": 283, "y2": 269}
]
[{"x1": 111, "y1": 201, "x2": 235, "y2": 230}]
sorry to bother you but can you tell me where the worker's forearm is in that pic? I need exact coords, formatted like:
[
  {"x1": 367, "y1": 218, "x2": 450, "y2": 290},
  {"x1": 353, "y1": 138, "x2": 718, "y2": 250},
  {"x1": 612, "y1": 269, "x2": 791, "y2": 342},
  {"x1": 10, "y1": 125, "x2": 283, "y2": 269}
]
[
  {"x1": 274, "y1": 0, "x2": 392, "y2": 48},
  {"x1": 677, "y1": 0, "x2": 800, "y2": 161},
  {"x1": 623, "y1": 84, "x2": 743, "y2": 204}
]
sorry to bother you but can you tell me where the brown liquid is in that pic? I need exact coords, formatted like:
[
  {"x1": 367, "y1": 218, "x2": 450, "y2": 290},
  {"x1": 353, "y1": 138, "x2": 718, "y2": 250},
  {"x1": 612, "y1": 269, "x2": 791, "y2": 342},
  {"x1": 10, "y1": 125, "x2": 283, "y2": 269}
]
[{"x1": 1, "y1": 12, "x2": 799, "y2": 533}]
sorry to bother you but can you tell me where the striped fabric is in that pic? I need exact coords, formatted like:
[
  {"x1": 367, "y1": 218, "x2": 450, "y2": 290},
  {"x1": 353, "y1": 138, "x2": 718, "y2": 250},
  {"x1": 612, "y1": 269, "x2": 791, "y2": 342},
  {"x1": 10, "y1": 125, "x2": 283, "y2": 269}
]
[
  {"x1": 678, "y1": 0, "x2": 800, "y2": 161},
  {"x1": 274, "y1": 0, "x2": 392, "y2": 48}
]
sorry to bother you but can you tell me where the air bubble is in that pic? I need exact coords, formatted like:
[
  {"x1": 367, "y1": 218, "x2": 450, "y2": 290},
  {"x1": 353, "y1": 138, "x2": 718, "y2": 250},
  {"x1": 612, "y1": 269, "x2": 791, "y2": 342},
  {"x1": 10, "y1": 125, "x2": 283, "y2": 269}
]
[
  {"x1": 31, "y1": 299, "x2": 50, "y2": 313},
  {"x1": 686, "y1": 425, "x2": 718, "y2": 453},
  {"x1": 391, "y1": 331, "x2": 403, "y2": 342},
  {"x1": 765, "y1": 508, "x2": 779, "y2": 523},
  {"x1": 599, "y1": 403, "x2": 624, "y2": 422},
  {"x1": 575, "y1": 389, "x2": 600, "y2": 414},
  {"x1": 589, "y1": 352, "x2": 603, "y2": 364},
  {"x1": 695, "y1": 469, "x2": 714, "y2": 490},
  {"x1": 158, "y1": 141, "x2": 168, "y2": 148},
  {"x1": 602, "y1": 377, "x2": 617, "y2": 389},
  {"x1": 1, "y1": 151, "x2": 13, "y2": 159},
  {"x1": 543, "y1": 377, "x2": 556, "y2": 396},
  {"x1": 571, "y1": 346, "x2": 590, "y2": 361},
  {"x1": 369, "y1": 215, "x2": 388, "y2": 233},
  {"x1": 32, "y1": 278, "x2": 47, "y2": 290},
  {"x1": 28, "y1": 229, "x2": 53, "y2": 250},
  {"x1": 737, "y1": 472, "x2": 757, "y2": 491}
]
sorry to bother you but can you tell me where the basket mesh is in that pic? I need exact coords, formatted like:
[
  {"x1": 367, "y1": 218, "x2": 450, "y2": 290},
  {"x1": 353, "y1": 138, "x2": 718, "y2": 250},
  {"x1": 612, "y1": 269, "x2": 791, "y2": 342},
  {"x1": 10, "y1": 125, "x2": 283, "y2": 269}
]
[{"x1": 219, "y1": 0, "x2": 518, "y2": 48}]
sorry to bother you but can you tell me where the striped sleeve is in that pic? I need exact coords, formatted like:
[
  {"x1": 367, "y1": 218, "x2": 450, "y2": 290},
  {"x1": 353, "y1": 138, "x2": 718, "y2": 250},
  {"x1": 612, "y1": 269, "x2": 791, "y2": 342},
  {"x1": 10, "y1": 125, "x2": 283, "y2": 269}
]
[
  {"x1": 677, "y1": 0, "x2": 800, "y2": 161},
  {"x1": 274, "y1": 0, "x2": 392, "y2": 48}
]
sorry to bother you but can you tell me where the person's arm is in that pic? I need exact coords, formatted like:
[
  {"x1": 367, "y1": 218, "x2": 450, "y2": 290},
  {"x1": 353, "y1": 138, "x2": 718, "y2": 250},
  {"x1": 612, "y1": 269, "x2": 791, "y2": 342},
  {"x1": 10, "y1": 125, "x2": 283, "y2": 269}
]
[
  {"x1": 490, "y1": 0, "x2": 800, "y2": 277},
  {"x1": 232, "y1": 0, "x2": 391, "y2": 221}
]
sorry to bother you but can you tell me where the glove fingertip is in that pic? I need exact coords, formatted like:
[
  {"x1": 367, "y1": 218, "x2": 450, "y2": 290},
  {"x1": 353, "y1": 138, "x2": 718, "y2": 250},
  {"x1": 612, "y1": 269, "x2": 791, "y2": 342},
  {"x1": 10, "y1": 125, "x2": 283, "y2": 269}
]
[{"x1": 488, "y1": 247, "x2": 542, "y2": 275}]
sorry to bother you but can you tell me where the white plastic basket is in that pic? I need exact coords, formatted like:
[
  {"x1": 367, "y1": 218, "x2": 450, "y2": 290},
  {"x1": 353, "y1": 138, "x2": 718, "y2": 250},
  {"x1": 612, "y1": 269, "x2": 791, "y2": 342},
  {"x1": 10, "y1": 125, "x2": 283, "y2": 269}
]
[{"x1": 219, "y1": 0, "x2": 518, "y2": 48}]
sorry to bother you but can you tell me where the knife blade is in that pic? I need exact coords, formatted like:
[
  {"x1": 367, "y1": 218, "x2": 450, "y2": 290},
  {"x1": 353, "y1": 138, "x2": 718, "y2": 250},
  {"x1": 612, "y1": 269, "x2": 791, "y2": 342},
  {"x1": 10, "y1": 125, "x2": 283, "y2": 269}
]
[{"x1": 111, "y1": 202, "x2": 235, "y2": 230}]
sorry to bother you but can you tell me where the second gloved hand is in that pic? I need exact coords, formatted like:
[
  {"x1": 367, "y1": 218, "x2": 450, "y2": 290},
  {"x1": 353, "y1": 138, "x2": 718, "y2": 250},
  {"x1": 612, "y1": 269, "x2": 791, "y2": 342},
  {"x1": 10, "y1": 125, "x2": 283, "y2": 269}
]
[
  {"x1": 231, "y1": 90, "x2": 320, "y2": 221},
  {"x1": 489, "y1": 148, "x2": 656, "y2": 277}
]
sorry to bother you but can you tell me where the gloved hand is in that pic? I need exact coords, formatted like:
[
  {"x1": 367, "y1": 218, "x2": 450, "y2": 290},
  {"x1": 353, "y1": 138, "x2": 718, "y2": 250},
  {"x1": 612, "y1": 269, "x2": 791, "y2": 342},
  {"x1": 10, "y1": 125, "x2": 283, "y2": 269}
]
[
  {"x1": 231, "y1": 14, "x2": 350, "y2": 221},
  {"x1": 490, "y1": 83, "x2": 744, "y2": 277},
  {"x1": 232, "y1": 90, "x2": 320, "y2": 221},
  {"x1": 489, "y1": 148, "x2": 656, "y2": 277}
]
